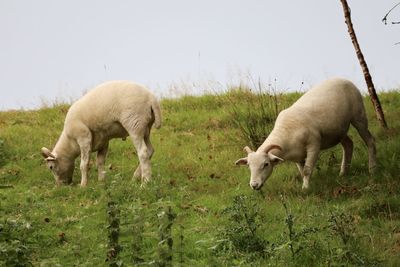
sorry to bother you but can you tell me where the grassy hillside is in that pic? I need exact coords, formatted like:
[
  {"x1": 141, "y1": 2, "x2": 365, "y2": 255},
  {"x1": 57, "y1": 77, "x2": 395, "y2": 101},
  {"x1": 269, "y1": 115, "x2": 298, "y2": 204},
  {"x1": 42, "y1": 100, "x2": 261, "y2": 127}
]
[{"x1": 1, "y1": 90, "x2": 399, "y2": 266}]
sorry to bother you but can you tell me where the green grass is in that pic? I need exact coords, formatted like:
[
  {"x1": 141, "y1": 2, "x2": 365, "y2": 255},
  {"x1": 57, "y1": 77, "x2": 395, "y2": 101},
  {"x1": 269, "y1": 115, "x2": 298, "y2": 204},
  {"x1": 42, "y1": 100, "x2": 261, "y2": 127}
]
[{"x1": 1, "y1": 90, "x2": 400, "y2": 266}]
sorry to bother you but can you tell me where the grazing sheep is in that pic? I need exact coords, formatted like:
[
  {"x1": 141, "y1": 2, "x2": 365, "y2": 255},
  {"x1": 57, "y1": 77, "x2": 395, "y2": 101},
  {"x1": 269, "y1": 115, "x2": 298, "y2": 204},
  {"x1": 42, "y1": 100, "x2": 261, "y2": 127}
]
[
  {"x1": 235, "y1": 78, "x2": 376, "y2": 190},
  {"x1": 41, "y1": 81, "x2": 161, "y2": 187}
]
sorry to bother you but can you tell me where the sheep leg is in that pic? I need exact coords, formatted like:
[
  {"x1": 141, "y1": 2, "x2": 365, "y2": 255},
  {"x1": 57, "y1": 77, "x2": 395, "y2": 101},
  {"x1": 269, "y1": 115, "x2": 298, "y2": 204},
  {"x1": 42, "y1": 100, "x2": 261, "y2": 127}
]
[
  {"x1": 302, "y1": 146, "x2": 320, "y2": 190},
  {"x1": 131, "y1": 133, "x2": 152, "y2": 185},
  {"x1": 296, "y1": 161, "x2": 305, "y2": 177},
  {"x1": 77, "y1": 133, "x2": 92, "y2": 187},
  {"x1": 133, "y1": 127, "x2": 154, "y2": 180},
  {"x1": 339, "y1": 135, "x2": 353, "y2": 176},
  {"x1": 144, "y1": 127, "x2": 154, "y2": 160},
  {"x1": 133, "y1": 165, "x2": 142, "y2": 180},
  {"x1": 352, "y1": 118, "x2": 377, "y2": 173},
  {"x1": 97, "y1": 143, "x2": 109, "y2": 181}
]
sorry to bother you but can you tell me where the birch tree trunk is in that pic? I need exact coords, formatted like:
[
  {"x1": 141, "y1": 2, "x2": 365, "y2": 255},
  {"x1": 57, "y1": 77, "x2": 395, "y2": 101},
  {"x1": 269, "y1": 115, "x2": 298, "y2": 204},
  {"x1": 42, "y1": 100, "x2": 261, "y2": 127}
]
[{"x1": 340, "y1": 0, "x2": 388, "y2": 129}]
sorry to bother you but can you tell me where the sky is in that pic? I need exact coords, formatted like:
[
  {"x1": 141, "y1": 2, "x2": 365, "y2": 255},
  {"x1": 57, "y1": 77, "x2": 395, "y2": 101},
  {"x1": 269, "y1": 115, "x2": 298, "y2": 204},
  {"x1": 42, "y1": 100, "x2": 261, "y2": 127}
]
[{"x1": 0, "y1": 0, "x2": 399, "y2": 110}]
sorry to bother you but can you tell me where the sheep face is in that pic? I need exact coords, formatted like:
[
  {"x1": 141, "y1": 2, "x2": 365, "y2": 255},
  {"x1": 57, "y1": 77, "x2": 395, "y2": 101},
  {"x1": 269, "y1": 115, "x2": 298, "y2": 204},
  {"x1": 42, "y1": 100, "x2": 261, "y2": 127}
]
[
  {"x1": 235, "y1": 146, "x2": 283, "y2": 190},
  {"x1": 41, "y1": 147, "x2": 74, "y2": 185}
]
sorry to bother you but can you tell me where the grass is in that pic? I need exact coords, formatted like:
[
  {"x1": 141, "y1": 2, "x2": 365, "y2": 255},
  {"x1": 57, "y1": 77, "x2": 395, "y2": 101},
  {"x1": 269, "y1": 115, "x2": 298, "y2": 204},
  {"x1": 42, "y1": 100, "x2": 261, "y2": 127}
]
[{"x1": 0, "y1": 89, "x2": 400, "y2": 266}]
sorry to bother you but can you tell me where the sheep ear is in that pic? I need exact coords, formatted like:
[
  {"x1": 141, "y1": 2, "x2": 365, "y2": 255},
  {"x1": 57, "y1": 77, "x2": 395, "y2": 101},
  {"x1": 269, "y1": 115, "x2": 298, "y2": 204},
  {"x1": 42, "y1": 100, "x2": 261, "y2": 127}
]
[
  {"x1": 269, "y1": 153, "x2": 284, "y2": 164},
  {"x1": 41, "y1": 147, "x2": 56, "y2": 160},
  {"x1": 235, "y1": 157, "x2": 248, "y2": 165}
]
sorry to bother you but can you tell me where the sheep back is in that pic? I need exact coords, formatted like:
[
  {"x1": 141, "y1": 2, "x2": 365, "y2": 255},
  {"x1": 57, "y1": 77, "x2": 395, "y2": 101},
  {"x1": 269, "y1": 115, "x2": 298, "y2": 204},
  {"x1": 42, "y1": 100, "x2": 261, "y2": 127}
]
[{"x1": 63, "y1": 81, "x2": 160, "y2": 140}]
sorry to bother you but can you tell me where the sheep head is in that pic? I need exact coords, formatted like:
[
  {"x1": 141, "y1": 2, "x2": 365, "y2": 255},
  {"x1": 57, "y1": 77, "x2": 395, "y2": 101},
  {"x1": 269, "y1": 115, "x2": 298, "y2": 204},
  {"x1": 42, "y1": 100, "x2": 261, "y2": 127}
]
[
  {"x1": 41, "y1": 147, "x2": 74, "y2": 185},
  {"x1": 235, "y1": 145, "x2": 283, "y2": 190}
]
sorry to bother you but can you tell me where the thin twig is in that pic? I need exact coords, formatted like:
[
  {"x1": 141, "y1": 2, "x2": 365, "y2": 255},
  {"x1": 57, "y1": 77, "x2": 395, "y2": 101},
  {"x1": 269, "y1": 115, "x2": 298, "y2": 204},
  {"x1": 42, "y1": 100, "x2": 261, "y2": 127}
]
[{"x1": 382, "y1": 2, "x2": 400, "y2": 24}]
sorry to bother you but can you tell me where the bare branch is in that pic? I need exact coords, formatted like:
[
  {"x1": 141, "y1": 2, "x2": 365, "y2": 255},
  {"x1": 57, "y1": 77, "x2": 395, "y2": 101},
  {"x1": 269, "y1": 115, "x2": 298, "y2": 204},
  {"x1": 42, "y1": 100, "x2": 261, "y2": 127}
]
[{"x1": 340, "y1": 0, "x2": 388, "y2": 129}]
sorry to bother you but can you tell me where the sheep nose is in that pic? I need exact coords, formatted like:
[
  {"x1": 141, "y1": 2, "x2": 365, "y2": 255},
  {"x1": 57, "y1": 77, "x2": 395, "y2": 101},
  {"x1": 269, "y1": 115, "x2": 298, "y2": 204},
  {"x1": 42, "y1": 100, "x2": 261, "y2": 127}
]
[{"x1": 250, "y1": 181, "x2": 260, "y2": 190}]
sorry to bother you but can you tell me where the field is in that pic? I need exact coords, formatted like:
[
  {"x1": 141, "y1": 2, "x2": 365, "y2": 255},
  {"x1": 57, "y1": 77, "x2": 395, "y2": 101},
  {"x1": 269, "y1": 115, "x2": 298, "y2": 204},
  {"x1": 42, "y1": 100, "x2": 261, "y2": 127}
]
[{"x1": 1, "y1": 88, "x2": 400, "y2": 266}]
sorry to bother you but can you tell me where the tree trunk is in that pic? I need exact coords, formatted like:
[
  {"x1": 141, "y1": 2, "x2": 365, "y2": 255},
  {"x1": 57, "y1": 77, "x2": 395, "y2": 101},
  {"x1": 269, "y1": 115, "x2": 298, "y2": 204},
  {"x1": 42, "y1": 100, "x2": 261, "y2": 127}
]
[{"x1": 340, "y1": 0, "x2": 388, "y2": 129}]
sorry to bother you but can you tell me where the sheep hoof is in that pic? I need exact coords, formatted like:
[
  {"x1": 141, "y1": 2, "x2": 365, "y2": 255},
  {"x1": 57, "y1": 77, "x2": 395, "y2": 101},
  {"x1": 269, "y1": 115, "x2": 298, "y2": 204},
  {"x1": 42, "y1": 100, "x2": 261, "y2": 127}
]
[
  {"x1": 99, "y1": 171, "x2": 107, "y2": 180},
  {"x1": 301, "y1": 182, "x2": 309, "y2": 190},
  {"x1": 369, "y1": 166, "x2": 377, "y2": 175},
  {"x1": 133, "y1": 166, "x2": 141, "y2": 179}
]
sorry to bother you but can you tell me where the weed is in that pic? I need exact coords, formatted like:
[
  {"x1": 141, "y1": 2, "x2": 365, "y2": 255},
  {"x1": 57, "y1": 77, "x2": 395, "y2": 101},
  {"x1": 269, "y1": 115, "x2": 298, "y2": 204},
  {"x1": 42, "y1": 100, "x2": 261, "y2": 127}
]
[
  {"x1": 157, "y1": 205, "x2": 176, "y2": 267},
  {"x1": 131, "y1": 207, "x2": 145, "y2": 265},
  {"x1": 279, "y1": 194, "x2": 319, "y2": 259},
  {"x1": 217, "y1": 194, "x2": 269, "y2": 260},
  {"x1": 0, "y1": 219, "x2": 34, "y2": 266},
  {"x1": 177, "y1": 225, "x2": 184, "y2": 267},
  {"x1": 328, "y1": 210, "x2": 381, "y2": 266},
  {"x1": 106, "y1": 198, "x2": 122, "y2": 266},
  {"x1": 328, "y1": 211, "x2": 355, "y2": 245}
]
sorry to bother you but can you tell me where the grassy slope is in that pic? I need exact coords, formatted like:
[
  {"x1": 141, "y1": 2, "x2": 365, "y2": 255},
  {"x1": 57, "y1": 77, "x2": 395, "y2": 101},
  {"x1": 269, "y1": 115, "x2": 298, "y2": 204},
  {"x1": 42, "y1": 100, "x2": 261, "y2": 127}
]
[{"x1": 0, "y1": 91, "x2": 399, "y2": 266}]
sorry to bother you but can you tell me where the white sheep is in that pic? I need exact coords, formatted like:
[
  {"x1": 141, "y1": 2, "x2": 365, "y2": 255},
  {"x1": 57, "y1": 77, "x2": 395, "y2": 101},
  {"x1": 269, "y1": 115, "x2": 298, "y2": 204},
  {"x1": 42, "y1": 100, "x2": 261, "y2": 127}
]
[
  {"x1": 41, "y1": 80, "x2": 161, "y2": 187},
  {"x1": 235, "y1": 78, "x2": 376, "y2": 190}
]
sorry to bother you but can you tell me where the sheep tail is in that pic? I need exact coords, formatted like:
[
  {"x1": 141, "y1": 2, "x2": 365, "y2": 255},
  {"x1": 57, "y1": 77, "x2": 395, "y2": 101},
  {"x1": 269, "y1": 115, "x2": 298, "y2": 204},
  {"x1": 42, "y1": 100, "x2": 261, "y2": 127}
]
[{"x1": 151, "y1": 98, "x2": 162, "y2": 129}]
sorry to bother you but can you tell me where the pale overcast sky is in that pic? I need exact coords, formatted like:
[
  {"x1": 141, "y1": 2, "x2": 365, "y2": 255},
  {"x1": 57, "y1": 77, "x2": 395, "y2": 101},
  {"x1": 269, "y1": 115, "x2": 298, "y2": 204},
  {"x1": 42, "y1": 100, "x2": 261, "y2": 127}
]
[{"x1": 0, "y1": 0, "x2": 399, "y2": 110}]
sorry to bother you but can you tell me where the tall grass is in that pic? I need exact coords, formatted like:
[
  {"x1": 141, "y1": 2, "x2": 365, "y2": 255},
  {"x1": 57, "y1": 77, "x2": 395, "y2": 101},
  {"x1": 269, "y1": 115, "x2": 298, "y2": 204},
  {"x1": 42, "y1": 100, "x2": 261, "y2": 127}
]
[
  {"x1": 223, "y1": 82, "x2": 279, "y2": 149},
  {"x1": 222, "y1": 79, "x2": 300, "y2": 149}
]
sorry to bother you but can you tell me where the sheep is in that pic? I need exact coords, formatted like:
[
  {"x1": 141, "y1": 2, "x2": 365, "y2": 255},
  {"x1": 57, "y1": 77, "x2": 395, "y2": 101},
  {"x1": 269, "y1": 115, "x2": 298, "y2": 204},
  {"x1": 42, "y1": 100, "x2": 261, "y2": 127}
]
[
  {"x1": 41, "y1": 80, "x2": 161, "y2": 187},
  {"x1": 235, "y1": 78, "x2": 376, "y2": 190}
]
